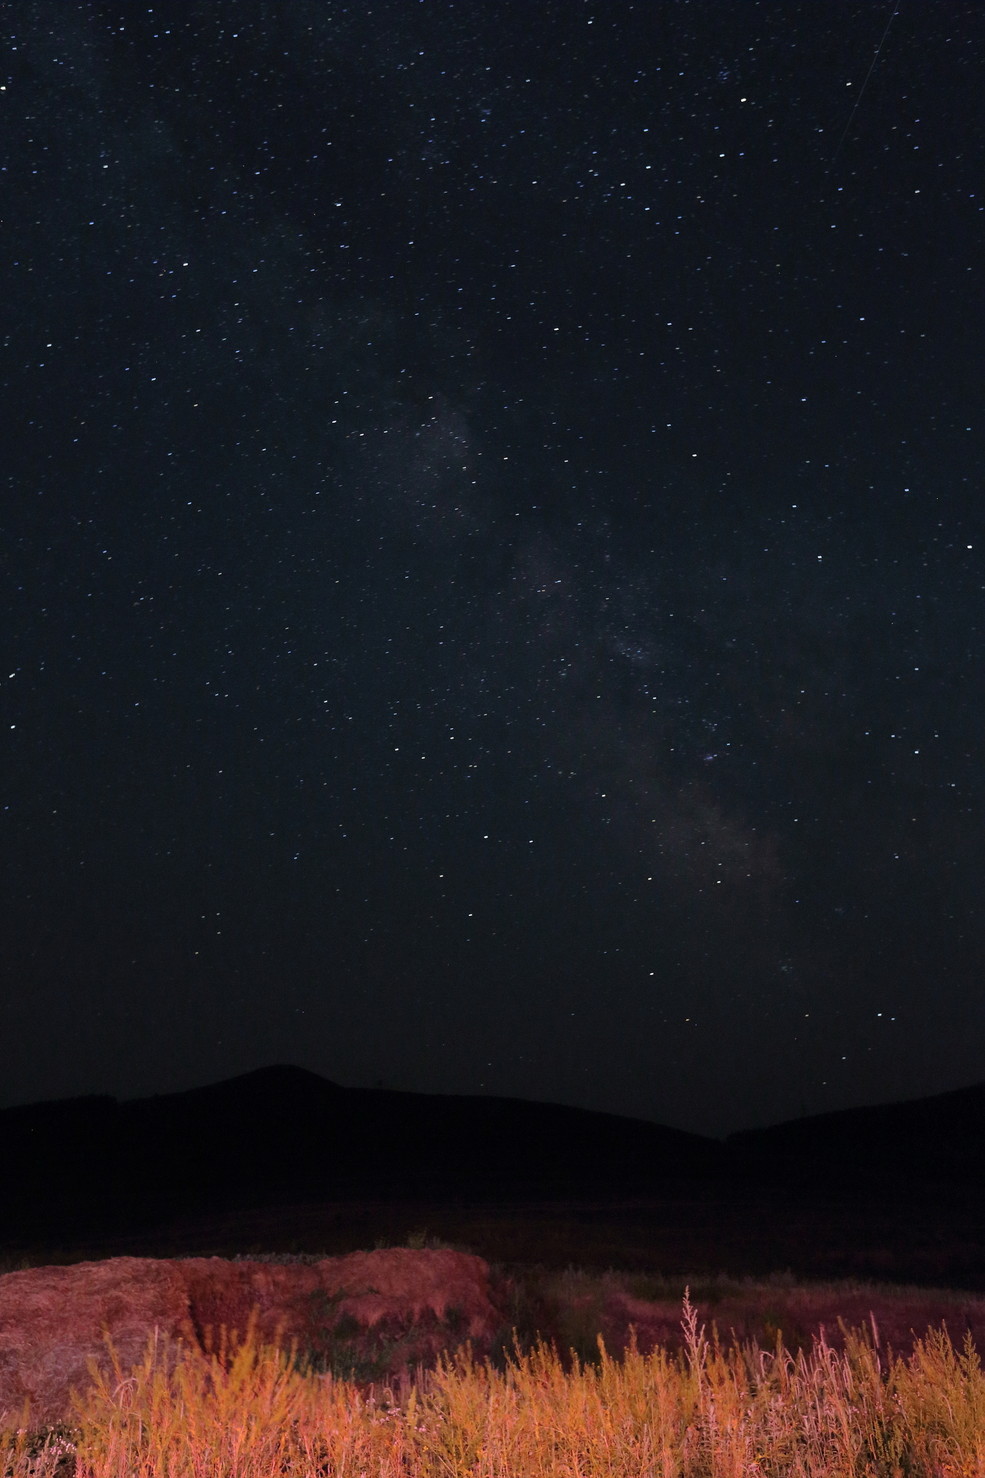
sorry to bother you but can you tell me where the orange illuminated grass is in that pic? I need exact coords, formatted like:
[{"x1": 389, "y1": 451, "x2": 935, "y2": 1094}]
[{"x1": 4, "y1": 1290, "x2": 985, "y2": 1477}]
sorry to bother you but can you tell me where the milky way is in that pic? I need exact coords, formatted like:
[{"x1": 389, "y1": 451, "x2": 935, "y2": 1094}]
[{"x1": 2, "y1": 1, "x2": 983, "y2": 1134}]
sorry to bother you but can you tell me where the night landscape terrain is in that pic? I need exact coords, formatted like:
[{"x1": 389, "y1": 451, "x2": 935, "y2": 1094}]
[
  {"x1": 3, "y1": 0, "x2": 985, "y2": 1467},
  {"x1": 4, "y1": 1064, "x2": 985, "y2": 1292}
]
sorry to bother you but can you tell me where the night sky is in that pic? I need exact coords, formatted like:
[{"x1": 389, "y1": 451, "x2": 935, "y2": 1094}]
[{"x1": 3, "y1": 1, "x2": 983, "y2": 1138}]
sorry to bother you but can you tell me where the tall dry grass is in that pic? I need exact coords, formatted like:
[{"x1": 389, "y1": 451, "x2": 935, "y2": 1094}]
[{"x1": 4, "y1": 1291, "x2": 985, "y2": 1477}]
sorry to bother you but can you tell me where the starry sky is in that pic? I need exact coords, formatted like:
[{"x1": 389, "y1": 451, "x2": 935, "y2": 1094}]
[{"x1": 3, "y1": 0, "x2": 983, "y2": 1139}]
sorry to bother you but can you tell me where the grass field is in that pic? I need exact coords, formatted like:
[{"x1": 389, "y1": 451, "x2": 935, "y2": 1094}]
[{"x1": 4, "y1": 1240, "x2": 985, "y2": 1477}]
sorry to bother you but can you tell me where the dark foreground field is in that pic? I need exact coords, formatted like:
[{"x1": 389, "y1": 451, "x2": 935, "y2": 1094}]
[{"x1": 10, "y1": 1183, "x2": 984, "y2": 1297}]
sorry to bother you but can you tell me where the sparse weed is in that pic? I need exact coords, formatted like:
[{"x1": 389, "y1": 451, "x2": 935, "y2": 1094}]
[{"x1": 404, "y1": 1228, "x2": 465, "y2": 1252}]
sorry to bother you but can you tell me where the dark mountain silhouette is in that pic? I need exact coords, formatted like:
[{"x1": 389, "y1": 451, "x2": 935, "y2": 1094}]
[
  {"x1": 2, "y1": 1066, "x2": 984, "y2": 1251},
  {"x1": 725, "y1": 1079, "x2": 985, "y2": 1199},
  {"x1": 0, "y1": 1065, "x2": 722, "y2": 1244}
]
